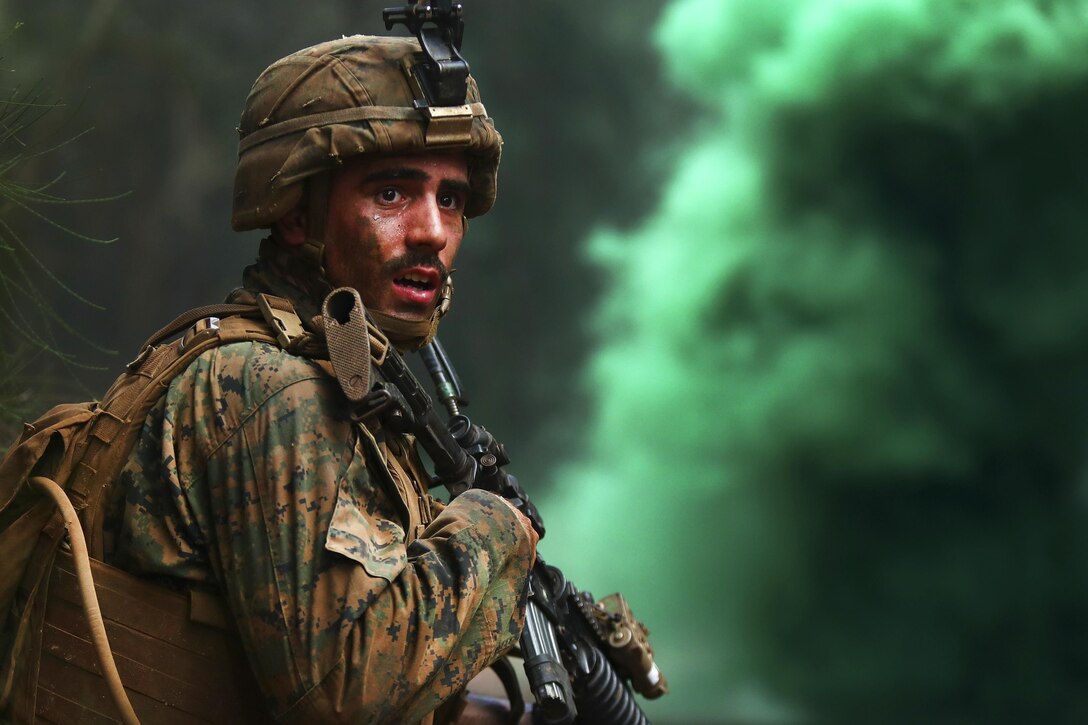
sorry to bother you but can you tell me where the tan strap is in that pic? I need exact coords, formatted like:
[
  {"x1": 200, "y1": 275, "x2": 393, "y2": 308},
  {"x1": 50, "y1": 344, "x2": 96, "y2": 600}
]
[
  {"x1": 133, "y1": 303, "x2": 261, "y2": 356},
  {"x1": 258, "y1": 293, "x2": 308, "y2": 349},
  {"x1": 322, "y1": 288, "x2": 372, "y2": 403},
  {"x1": 30, "y1": 476, "x2": 141, "y2": 725}
]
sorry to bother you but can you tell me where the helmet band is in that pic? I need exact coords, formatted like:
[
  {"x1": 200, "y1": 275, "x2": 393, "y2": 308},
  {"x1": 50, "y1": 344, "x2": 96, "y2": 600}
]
[{"x1": 238, "y1": 102, "x2": 488, "y2": 154}]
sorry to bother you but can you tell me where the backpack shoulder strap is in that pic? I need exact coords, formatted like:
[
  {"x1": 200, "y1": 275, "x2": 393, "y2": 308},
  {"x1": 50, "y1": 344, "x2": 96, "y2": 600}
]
[{"x1": 71, "y1": 295, "x2": 311, "y2": 558}]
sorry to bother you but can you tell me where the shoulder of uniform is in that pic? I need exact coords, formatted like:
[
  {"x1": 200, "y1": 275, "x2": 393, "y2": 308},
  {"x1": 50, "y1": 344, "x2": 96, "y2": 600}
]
[
  {"x1": 170, "y1": 339, "x2": 335, "y2": 402},
  {"x1": 158, "y1": 339, "x2": 349, "y2": 448}
]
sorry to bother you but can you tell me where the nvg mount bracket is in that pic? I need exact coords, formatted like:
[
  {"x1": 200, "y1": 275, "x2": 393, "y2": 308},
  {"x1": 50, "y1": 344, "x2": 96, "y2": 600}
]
[{"x1": 383, "y1": 1, "x2": 470, "y2": 107}]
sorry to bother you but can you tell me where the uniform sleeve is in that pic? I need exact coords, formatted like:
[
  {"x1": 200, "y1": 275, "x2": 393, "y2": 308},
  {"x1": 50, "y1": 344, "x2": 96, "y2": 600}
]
[{"x1": 160, "y1": 342, "x2": 536, "y2": 723}]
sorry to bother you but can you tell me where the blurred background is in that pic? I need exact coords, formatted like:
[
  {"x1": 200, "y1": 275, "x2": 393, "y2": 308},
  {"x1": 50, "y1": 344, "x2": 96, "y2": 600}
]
[{"x1": 4, "y1": 0, "x2": 1088, "y2": 723}]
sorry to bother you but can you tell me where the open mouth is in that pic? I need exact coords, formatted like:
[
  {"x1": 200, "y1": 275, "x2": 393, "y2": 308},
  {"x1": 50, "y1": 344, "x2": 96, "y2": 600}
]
[
  {"x1": 391, "y1": 266, "x2": 441, "y2": 304},
  {"x1": 394, "y1": 274, "x2": 436, "y2": 291}
]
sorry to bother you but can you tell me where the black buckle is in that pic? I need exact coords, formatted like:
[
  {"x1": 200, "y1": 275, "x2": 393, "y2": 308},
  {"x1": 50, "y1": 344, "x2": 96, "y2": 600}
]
[
  {"x1": 351, "y1": 384, "x2": 397, "y2": 422},
  {"x1": 351, "y1": 383, "x2": 414, "y2": 436}
]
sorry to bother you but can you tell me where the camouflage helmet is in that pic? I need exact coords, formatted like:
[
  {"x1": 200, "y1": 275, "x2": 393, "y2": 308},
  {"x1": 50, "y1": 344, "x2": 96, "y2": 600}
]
[{"x1": 231, "y1": 35, "x2": 502, "y2": 231}]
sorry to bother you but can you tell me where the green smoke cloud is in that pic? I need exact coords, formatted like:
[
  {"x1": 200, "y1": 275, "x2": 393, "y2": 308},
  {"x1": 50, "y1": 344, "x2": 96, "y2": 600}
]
[{"x1": 542, "y1": 1, "x2": 1088, "y2": 722}]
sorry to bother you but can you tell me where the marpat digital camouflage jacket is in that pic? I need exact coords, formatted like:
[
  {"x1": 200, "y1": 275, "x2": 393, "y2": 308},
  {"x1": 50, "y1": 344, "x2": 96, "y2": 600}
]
[{"x1": 103, "y1": 339, "x2": 536, "y2": 724}]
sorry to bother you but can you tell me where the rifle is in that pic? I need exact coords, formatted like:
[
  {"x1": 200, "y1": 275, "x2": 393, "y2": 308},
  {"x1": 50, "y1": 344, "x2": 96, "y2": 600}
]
[{"x1": 324, "y1": 288, "x2": 667, "y2": 724}]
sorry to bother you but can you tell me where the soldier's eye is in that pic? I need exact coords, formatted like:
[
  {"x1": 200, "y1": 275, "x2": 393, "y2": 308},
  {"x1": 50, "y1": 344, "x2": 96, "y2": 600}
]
[
  {"x1": 379, "y1": 188, "x2": 401, "y2": 203},
  {"x1": 438, "y1": 192, "x2": 461, "y2": 210}
]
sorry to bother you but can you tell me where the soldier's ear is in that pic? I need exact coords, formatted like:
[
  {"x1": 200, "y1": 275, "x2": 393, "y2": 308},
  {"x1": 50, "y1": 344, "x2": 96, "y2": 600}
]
[{"x1": 273, "y1": 207, "x2": 307, "y2": 247}]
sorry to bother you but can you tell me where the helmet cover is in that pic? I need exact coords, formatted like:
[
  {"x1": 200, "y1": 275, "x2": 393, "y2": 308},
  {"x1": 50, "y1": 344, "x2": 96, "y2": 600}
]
[{"x1": 232, "y1": 35, "x2": 502, "y2": 231}]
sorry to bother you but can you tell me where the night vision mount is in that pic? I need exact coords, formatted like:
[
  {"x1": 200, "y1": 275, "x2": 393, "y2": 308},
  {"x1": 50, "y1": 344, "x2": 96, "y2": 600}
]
[{"x1": 383, "y1": 1, "x2": 470, "y2": 107}]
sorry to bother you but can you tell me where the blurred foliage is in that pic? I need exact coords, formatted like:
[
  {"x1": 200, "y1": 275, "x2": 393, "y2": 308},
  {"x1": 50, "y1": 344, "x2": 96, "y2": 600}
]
[
  {"x1": 542, "y1": 0, "x2": 1088, "y2": 723},
  {"x1": 0, "y1": 22, "x2": 120, "y2": 445}
]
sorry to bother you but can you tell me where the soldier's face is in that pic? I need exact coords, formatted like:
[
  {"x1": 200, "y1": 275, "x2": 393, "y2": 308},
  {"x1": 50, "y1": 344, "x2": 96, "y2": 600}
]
[{"x1": 323, "y1": 152, "x2": 470, "y2": 322}]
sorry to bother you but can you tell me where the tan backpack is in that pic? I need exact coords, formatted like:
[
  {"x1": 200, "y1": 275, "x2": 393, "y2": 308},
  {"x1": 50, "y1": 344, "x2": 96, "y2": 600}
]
[{"x1": 0, "y1": 295, "x2": 309, "y2": 724}]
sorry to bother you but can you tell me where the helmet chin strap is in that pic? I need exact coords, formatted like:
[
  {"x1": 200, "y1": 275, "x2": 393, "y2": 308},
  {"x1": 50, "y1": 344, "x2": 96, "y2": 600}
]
[
  {"x1": 302, "y1": 174, "x2": 332, "y2": 287},
  {"x1": 368, "y1": 274, "x2": 451, "y2": 351}
]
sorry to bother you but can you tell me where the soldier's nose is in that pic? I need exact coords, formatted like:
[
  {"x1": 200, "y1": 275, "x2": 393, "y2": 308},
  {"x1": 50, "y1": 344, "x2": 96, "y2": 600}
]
[{"x1": 405, "y1": 200, "x2": 449, "y2": 251}]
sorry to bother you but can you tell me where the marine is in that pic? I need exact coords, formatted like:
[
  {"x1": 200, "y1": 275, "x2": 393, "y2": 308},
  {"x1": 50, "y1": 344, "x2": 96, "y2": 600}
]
[
  {"x1": 0, "y1": 26, "x2": 538, "y2": 725},
  {"x1": 111, "y1": 33, "x2": 538, "y2": 723}
]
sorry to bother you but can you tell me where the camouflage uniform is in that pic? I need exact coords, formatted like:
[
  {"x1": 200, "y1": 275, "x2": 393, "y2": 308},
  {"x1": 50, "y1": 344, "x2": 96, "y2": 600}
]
[
  {"x1": 101, "y1": 278, "x2": 536, "y2": 723},
  {"x1": 100, "y1": 34, "x2": 534, "y2": 724}
]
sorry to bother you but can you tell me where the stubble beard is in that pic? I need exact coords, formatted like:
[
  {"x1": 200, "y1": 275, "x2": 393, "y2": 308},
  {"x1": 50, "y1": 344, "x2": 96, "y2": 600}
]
[{"x1": 371, "y1": 249, "x2": 450, "y2": 322}]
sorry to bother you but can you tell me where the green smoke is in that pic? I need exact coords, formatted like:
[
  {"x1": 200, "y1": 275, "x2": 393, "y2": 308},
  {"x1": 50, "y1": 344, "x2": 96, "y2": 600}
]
[{"x1": 541, "y1": 1, "x2": 1088, "y2": 722}]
